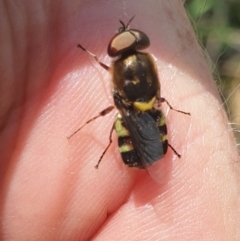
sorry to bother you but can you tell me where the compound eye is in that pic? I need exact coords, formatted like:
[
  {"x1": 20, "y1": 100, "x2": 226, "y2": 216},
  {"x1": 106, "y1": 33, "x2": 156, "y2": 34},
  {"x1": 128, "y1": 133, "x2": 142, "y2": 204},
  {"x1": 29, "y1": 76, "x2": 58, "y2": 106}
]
[
  {"x1": 108, "y1": 31, "x2": 136, "y2": 57},
  {"x1": 108, "y1": 30, "x2": 150, "y2": 57}
]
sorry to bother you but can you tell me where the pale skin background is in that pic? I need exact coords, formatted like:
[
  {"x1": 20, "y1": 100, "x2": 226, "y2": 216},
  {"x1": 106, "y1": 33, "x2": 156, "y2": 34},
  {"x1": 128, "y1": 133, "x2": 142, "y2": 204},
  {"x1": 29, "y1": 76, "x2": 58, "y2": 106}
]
[{"x1": 0, "y1": 0, "x2": 240, "y2": 240}]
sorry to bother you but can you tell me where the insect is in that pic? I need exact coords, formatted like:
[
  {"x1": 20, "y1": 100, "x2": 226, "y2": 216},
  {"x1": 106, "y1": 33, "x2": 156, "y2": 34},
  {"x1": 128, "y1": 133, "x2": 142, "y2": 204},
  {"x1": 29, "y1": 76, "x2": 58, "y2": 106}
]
[{"x1": 68, "y1": 16, "x2": 190, "y2": 172}]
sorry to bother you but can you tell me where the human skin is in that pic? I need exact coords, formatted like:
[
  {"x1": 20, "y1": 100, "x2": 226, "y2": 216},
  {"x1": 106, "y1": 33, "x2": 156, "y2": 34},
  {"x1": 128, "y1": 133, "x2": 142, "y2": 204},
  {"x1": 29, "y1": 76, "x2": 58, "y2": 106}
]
[{"x1": 0, "y1": 0, "x2": 240, "y2": 240}]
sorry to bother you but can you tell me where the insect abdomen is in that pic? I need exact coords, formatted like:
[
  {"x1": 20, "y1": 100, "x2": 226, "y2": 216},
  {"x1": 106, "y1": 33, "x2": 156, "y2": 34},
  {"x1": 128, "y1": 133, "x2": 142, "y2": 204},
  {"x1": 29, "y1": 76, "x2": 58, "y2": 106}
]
[
  {"x1": 152, "y1": 109, "x2": 168, "y2": 155},
  {"x1": 115, "y1": 113, "x2": 143, "y2": 168}
]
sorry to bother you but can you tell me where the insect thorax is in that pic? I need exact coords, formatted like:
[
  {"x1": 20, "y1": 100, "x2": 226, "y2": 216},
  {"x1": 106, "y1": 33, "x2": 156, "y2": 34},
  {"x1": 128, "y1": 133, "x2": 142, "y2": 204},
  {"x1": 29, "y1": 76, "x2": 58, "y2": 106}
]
[{"x1": 112, "y1": 52, "x2": 160, "y2": 104}]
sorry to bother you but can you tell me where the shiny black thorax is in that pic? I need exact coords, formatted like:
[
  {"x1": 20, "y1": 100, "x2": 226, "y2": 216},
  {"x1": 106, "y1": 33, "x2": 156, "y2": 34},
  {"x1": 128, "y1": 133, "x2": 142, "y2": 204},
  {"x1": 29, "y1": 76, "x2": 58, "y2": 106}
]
[{"x1": 112, "y1": 51, "x2": 160, "y2": 103}]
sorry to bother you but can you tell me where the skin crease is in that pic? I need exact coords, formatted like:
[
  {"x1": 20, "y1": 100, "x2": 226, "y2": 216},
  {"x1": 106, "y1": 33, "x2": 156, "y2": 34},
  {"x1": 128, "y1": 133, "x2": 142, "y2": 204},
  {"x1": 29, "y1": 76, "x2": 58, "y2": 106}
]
[{"x1": 0, "y1": 0, "x2": 240, "y2": 240}]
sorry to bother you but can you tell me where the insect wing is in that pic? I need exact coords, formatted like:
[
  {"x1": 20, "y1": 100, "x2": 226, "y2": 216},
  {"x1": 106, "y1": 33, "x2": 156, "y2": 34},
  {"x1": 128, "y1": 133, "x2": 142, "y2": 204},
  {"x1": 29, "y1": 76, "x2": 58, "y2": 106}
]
[
  {"x1": 121, "y1": 109, "x2": 167, "y2": 182},
  {"x1": 122, "y1": 109, "x2": 164, "y2": 166}
]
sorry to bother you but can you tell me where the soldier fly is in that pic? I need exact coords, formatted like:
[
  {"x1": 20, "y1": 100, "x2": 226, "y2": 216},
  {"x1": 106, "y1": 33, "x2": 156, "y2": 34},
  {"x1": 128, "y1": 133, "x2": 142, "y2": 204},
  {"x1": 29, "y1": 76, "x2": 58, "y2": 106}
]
[{"x1": 68, "y1": 16, "x2": 190, "y2": 174}]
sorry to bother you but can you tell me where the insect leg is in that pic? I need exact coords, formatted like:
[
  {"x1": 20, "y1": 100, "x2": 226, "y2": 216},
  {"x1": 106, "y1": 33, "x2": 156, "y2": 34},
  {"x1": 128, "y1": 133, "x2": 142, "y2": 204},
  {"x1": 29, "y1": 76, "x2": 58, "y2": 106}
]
[
  {"x1": 67, "y1": 106, "x2": 115, "y2": 139},
  {"x1": 160, "y1": 97, "x2": 190, "y2": 115},
  {"x1": 95, "y1": 122, "x2": 115, "y2": 169},
  {"x1": 168, "y1": 143, "x2": 181, "y2": 158},
  {"x1": 77, "y1": 44, "x2": 110, "y2": 71}
]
